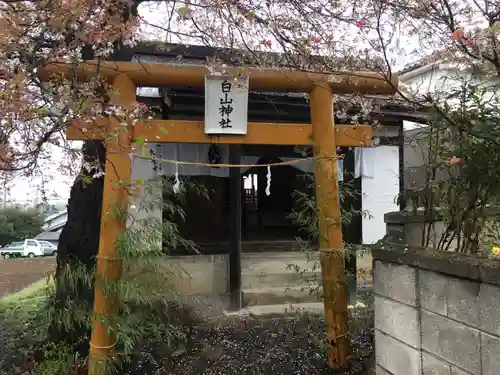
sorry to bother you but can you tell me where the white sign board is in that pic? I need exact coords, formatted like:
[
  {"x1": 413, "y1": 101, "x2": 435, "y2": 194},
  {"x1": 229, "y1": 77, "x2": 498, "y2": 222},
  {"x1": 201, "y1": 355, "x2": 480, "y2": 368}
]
[{"x1": 204, "y1": 75, "x2": 249, "y2": 135}]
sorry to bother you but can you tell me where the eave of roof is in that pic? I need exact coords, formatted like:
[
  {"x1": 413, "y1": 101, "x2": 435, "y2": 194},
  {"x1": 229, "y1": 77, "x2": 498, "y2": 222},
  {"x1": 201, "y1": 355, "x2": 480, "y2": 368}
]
[
  {"x1": 35, "y1": 230, "x2": 62, "y2": 241},
  {"x1": 399, "y1": 61, "x2": 443, "y2": 81},
  {"x1": 132, "y1": 41, "x2": 371, "y2": 72},
  {"x1": 43, "y1": 209, "x2": 67, "y2": 223},
  {"x1": 131, "y1": 42, "x2": 428, "y2": 124}
]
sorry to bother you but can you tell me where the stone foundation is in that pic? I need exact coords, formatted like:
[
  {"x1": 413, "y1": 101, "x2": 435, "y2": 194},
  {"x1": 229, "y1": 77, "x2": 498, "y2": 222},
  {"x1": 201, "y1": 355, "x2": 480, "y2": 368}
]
[
  {"x1": 163, "y1": 251, "x2": 322, "y2": 302},
  {"x1": 373, "y1": 246, "x2": 500, "y2": 375}
]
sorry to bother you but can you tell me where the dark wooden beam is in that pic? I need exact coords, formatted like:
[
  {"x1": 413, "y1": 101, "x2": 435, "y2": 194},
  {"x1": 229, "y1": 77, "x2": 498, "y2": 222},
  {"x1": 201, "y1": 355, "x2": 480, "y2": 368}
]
[
  {"x1": 398, "y1": 122, "x2": 405, "y2": 210},
  {"x1": 139, "y1": 87, "x2": 424, "y2": 126},
  {"x1": 242, "y1": 145, "x2": 305, "y2": 157},
  {"x1": 229, "y1": 145, "x2": 243, "y2": 309},
  {"x1": 340, "y1": 149, "x2": 361, "y2": 305},
  {"x1": 377, "y1": 135, "x2": 404, "y2": 146},
  {"x1": 171, "y1": 103, "x2": 310, "y2": 122},
  {"x1": 168, "y1": 88, "x2": 310, "y2": 106}
]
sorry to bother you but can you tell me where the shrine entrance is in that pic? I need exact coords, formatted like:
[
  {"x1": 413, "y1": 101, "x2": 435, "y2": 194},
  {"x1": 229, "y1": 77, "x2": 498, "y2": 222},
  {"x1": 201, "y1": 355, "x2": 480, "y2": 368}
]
[
  {"x1": 39, "y1": 58, "x2": 398, "y2": 373},
  {"x1": 241, "y1": 157, "x2": 308, "y2": 241},
  {"x1": 167, "y1": 152, "x2": 362, "y2": 253},
  {"x1": 165, "y1": 162, "x2": 308, "y2": 247},
  {"x1": 166, "y1": 147, "x2": 314, "y2": 251},
  {"x1": 163, "y1": 145, "x2": 355, "y2": 252}
]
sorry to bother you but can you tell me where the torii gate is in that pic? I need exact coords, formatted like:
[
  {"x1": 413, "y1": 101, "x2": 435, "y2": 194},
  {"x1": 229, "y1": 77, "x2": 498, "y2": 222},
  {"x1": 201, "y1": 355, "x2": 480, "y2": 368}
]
[{"x1": 39, "y1": 61, "x2": 398, "y2": 373}]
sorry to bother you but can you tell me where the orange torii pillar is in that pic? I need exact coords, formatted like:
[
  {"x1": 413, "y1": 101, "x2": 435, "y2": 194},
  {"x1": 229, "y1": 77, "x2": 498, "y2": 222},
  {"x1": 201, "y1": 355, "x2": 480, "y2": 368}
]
[
  {"x1": 310, "y1": 83, "x2": 348, "y2": 368},
  {"x1": 88, "y1": 73, "x2": 135, "y2": 375}
]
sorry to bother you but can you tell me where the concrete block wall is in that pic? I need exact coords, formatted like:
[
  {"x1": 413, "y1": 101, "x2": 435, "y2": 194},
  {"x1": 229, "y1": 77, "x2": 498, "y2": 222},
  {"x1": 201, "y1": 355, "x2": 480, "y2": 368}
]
[{"x1": 373, "y1": 246, "x2": 500, "y2": 375}]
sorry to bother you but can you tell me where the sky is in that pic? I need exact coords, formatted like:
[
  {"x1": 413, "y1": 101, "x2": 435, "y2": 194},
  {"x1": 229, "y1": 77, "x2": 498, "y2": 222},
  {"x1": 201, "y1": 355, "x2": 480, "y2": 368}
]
[
  {"x1": 6, "y1": 146, "x2": 77, "y2": 205},
  {"x1": 6, "y1": 2, "x2": 435, "y2": 204}
]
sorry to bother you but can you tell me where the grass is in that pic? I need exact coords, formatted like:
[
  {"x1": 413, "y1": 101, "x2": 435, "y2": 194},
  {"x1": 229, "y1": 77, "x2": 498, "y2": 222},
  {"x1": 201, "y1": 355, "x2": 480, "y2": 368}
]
[
  {"x1": 0, "y1": 278, "x2": 50, "y2": 303},
  {"x1": 0, "y1": 279, "x2": 52, "y2": 375},
  {"x1": 0, "y1": 277, "x2": 52, "y2": 323}
]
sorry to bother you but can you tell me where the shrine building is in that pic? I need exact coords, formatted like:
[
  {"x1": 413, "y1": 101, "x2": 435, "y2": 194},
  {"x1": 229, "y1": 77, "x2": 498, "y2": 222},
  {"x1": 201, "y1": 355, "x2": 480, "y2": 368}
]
[{"x1": 128, "y1": 43, "x2": 421, "y2": 252}]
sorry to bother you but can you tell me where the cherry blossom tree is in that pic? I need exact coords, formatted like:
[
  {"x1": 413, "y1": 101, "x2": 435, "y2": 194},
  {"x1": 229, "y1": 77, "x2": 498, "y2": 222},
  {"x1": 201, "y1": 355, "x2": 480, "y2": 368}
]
[
  {"x1": 0, "y1": 0, "x2": 498, "y2": 362},
  {"x1": 1, "y1": 1, "x2": 498, "y2": 173}
]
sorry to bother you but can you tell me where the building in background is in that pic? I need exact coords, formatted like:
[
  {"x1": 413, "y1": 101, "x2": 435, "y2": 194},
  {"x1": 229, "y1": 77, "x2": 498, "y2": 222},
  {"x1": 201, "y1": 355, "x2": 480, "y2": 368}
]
[
  {"x1": 399, "y1": 58, "x2": 497, "y2": 207},
  {"x1": 35, "y1": 229, "x2": 62, "y2": 246},
  {"x1": 33, "y1": 209, "x2": 68, "y2": 246},
  {"x1": 42, "y1": 210, "x2": 67, "y2": 232}
]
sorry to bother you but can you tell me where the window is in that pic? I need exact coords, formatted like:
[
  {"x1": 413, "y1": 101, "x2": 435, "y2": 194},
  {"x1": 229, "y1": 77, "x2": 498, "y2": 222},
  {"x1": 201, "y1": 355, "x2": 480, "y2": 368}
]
[
  {"x1": 39, "y1": 241, "x2": 51, "y2": 248},
  {"x1": 27, "y1": 240, "x2": 37, "y2": 247},
  {"x1": 243, "y1": 173, "x2": 258, "y2": 207}
]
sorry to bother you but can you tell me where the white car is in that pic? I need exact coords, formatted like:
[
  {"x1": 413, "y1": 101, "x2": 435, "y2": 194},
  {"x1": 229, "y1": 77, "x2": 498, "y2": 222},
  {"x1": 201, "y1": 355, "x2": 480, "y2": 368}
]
[
  {"x1": 0, "y1": 239, "x2": 44, "y2": 259},
  {"x1": 38, "y1": 240, "x2": 58, "y2": 256}
]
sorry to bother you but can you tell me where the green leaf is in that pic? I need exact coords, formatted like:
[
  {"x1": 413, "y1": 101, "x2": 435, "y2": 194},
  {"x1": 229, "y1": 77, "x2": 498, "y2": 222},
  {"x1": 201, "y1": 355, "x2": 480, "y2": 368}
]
[
  {"x1": 133, "y1": 136, "x2": 146, "y2": 149},
  {"x1": 36, "y1": 107, "x2": 51, "y2": 116},
  {"x1": 177, "y1": 6, "x2": 189, "y2": 16},
  {"x1": 139, "y1": 145, "x2": 149, "y2": 157},
  {"x1": 79, "y1": 98, "x2": 90, "y2": 109},
  {"x1": 82, "y1": 175, "x2": 92, "y2": 186},
  {"x1": 171, "y1": 347, "x2": 186, "y2": 357}
]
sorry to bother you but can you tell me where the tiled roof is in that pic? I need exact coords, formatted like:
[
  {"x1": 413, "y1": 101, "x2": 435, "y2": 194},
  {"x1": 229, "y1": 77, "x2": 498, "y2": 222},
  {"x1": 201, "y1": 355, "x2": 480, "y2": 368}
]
[{"x1": 35, "y1": 229, "x2": 62, "y2": 241}]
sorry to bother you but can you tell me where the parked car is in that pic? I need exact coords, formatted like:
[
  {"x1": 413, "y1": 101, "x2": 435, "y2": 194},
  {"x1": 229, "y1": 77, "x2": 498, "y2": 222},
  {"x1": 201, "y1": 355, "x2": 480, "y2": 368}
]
[
  {"x1": 38, "y1": 240, "x2": 58, "y2": 256},
  {"x1": 0, "y1": 239, "x2": 44, "y2": 259}
]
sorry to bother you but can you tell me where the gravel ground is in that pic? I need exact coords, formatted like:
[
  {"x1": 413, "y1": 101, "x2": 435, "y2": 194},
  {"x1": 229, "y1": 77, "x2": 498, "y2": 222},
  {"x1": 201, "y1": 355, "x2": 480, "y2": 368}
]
[
  {"x1": 0, "y1": 298, "x2": 375, "y2": 375},
  {"x1": 123, "y1": 313, "x2": 374, "y2": 375},
  {"x1": 122, "y1": 293, "x2": 375, "y2": 375}
]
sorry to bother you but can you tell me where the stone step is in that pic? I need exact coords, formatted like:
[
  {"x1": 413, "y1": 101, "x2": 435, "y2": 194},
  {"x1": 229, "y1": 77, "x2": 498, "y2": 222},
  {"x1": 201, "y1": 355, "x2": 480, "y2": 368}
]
[
  {"x1": 241, "y1": 271, "x2": 321, "y2": 289},
  {"x1": 241, "y1": 251, "x2": 373, "y2": 278},
  {"x1": 241, "y1": 250, "x2": 319, "y2": 260},
  {"x1": 242, "y1": 272, "x2": 372, "y2": 289},
  {"x1": 225, "y1": 301, "x2": 369, "y2": 317},
  {"x1": 243, "y1": 285, "x2": 322, "y2": 307},
  {"x1": 243, "y1": 283, "x2": 373, "y2": 307},
  {"x1": 241, "y1": 260, "x2": 318, "y2": 275},
  {"x1": 225, "y1": 302, "x2": 325, "y2": 316}
]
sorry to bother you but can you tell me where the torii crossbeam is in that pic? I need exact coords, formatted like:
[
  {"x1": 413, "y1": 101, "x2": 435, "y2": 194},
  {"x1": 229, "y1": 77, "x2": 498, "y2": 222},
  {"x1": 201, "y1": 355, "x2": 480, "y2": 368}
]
[{"x1": 39, "y1": 61, "x2": 398, "y2": 374}]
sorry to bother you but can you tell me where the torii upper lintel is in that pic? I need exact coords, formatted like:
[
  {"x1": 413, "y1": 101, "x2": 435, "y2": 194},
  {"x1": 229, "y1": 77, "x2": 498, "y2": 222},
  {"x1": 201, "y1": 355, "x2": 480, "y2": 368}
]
[{"x1": 39, "y1": 60, "x2": 398, "y2": 96}]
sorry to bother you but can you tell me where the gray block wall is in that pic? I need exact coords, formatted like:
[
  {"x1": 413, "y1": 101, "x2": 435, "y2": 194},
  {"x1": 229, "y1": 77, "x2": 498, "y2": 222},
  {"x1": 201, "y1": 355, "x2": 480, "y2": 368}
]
[{"x1": 373, "y1": 250, "x2": 500, "y2": 375}]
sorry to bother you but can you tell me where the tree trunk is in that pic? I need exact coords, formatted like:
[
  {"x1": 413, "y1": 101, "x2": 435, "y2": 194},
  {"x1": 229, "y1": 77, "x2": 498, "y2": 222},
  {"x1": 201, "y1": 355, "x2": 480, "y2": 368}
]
[
  {"x1": 47, "y1": 0, "x2": 139, "y2": 351},
  {"x1": 49, "y1": 141, "x2": 105, "y2": 350}
]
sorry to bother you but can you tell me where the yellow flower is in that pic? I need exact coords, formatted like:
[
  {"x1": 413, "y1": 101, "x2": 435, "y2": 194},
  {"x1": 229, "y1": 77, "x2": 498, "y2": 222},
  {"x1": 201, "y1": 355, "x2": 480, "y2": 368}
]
[{"x1": 492, "y1": 247, "x2": 500, "y2": 256}]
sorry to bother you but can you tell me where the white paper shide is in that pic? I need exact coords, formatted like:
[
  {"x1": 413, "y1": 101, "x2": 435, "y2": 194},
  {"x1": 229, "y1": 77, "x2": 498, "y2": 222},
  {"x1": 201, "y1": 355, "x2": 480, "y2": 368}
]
[{"x1": 204, "y1": 75, "x2": 249, "y2": 135}]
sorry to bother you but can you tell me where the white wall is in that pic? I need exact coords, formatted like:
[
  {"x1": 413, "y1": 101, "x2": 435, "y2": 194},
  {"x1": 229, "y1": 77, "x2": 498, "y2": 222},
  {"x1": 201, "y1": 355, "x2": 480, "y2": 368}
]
[
  {"x1": 402, "y1": 64, "x2": 460, "y2": 94},
  {"x1": 362, "y1": 146, "x2": 400, "y2": 244},
  {"x1": 401, "y1": 62, "x2": 499, "y2": 105}
]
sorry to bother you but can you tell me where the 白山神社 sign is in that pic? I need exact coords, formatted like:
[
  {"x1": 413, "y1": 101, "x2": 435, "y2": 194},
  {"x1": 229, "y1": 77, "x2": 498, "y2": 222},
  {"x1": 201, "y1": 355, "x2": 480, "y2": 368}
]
[{"x1": 204, "y1": 75, "x2": 249, "y2": 135}]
